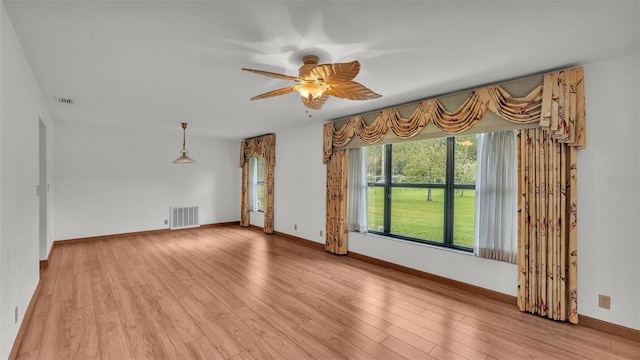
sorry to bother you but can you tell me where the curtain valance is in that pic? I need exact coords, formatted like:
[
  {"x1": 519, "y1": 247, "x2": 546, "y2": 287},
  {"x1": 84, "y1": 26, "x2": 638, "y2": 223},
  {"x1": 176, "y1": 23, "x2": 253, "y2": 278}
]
[
  {"x1": 239, "y1": 134, "x2": 276, "y2": 167},
  {"x1": 323, "y1": 67, "x2": 585, "y2": 163}
]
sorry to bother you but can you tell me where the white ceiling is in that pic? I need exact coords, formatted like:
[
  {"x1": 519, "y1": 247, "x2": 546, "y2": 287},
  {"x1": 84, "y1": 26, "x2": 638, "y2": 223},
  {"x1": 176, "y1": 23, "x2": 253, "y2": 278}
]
[{"x1": 4, "y1": 1, "x2": 640, "y2": 140}]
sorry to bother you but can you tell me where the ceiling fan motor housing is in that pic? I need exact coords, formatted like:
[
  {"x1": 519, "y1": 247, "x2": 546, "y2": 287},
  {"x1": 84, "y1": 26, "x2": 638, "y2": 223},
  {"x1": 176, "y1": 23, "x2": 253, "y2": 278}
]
[{"x1": 299, "y1": 55, "x2": 319, "y2": 77}]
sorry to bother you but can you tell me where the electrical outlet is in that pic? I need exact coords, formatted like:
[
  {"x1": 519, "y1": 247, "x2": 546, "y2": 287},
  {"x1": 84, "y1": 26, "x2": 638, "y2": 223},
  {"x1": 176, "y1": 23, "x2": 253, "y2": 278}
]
[
  {"x1": 15, "y1": 306, "x2": 18, "y2": 324},
  {"x1": 164, "y1": 219, "x2": 168, "y2": 225},
  {"x1": 598, "y1": 294, "x2": 611, "y2": 309},
  {"x1": 319, "y1": 230, "x2": 323, "y2": 237},
  {"x1": 294, "y1": 224, "x2": 297, "y2": 230}
]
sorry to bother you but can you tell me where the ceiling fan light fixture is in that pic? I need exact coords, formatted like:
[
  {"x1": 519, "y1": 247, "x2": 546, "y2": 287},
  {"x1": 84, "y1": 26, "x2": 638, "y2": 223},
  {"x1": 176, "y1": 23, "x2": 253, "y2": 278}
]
[
  {"x1": 296, "y1": 83, "x2": 326, "y2": 100},
  {"x1": 172, "y1": 122, "x2": 196, "y2": 164}
]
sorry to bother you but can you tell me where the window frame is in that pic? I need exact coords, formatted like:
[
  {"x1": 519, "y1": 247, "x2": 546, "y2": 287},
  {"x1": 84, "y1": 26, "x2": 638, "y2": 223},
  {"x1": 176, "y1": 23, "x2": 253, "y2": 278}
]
[{"x1": 367, "y1": 137, "x2": 475, "y2": 251}]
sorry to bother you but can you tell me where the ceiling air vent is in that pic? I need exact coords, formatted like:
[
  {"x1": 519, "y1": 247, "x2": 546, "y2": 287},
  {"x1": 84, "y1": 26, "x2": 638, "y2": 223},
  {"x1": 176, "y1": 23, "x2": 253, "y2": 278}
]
[{"x1": 54, "y1": 97, "x2": 74, "y2": 104}]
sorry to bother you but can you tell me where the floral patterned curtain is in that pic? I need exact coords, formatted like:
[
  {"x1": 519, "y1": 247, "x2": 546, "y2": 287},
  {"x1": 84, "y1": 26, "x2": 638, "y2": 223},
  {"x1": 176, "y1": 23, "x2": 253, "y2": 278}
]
[
  {"x1": 517, "y1": 128, "x2": 579, "y2": 323},
  {"x1": 517, "y1": 68, "x2": 584, "y2": 324},
  {"x1": 239, "y1": 134, "x2": 276, "y2": 234},
  {"x1": 322, "y1": 67, "x2": 585, "y2": 322},
  {"x1": 326, "y1": 149, "x2": 348, "y2": 255}
]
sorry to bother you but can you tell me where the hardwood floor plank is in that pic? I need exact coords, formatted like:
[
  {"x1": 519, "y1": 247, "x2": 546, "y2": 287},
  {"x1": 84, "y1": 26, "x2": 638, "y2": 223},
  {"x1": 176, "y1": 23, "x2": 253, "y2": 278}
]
[
  {"x1": 69, "y1": 304, "x2": 99, "y2": 360},
  {"x1": 213, "y1": 309, "x2": 286, "y2": 360},
  {"x1": 50, "y1": 245, "x2": 75, "y2": 303},
  {"x1": 184, "y1": 336, "x2": 226, "y2": 360},
  {"x1": 381, "y1": 335, "x2": 438, "y2": 360},
  {"x1": 233, "y1": 305, "x2": 316, "y2": 360},
  {"x1": 110, "y1": 277, "x2": 144, "y2": 323},
  {"x1": 336, "y1": 327, "x2": 406, "y2": 360},
  {"x1": 109, "y1": 239, "x2": 146, "y2": 287},
  {"x1": 428, "y1": 345, "x2": 471, "y2": 360},
  {"x1": 86, "y1": 241, "x2": 118, "y2": 316},
  {"x1": 610, "y1": 337, "x2": 640, "y2": 359},
  {"x1": 121, "y1": 316, "x2": 169, "y2": 360},
  {"x1": 130, "y1": 285, "x2": 193, "y2": 360},
  {"x1": 16, "y1": 295, "x2": 50, "y2": 357},
  {"x1": 16, "y1": 349, "x2": 40, "y2": 360},
  {"x1": 228, "y1": 350, "x2": 258, "y2": 360},
  {"x1": 95, "y1": 311, "x2": 132, "y2": 360},
  {"x1": 179, "y1": 293, "x2": 244, "y2": 358},
  {"x1": 155, "y1": 294, "x2": 204, "y2": 344},
  {"x1": 37, "y1": 299, "x2": 72, "y2": 360},
  {"x1": 298, "y1": 319, "x2": 378, "y2": 360},
  {"x1": 18, "y1": 226, "x2": 640, "y2": 360}
]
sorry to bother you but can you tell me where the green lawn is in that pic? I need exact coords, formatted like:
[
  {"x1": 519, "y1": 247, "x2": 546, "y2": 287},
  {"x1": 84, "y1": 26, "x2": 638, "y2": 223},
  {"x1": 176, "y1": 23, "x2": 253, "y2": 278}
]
[{"x1": 367, "y1": 187, "x2": 475, "y2": 248}]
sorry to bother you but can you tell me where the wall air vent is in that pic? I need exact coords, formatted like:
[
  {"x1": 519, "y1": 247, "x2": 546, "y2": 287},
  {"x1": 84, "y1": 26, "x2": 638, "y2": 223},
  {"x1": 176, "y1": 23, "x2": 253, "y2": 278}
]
[
  {"x1": 54, "y1": 97, "x2": 74, "y2": 104},
  {"x1": 170, "y1": 206, "x2": 200, "y2": 230}
]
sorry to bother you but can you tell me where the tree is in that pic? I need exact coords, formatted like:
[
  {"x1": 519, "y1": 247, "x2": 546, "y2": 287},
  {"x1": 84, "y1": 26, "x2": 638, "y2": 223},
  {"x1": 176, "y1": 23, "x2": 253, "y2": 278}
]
[
  {"x1": 366, "y1": 145, "x2": 384, "y2": 182},
  {"x1": 454, "y1": 135, "x2": 477, "y2": 196},
  {"x1": 399, "y1": 138, "x2": 446, "y2": 201}
]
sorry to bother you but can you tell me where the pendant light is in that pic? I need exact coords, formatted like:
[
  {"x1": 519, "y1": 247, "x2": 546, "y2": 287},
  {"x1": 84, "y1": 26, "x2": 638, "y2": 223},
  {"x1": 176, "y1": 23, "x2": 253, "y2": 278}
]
[{"x1": 172, "y1": 122, "x2": 196, "y2": 164}]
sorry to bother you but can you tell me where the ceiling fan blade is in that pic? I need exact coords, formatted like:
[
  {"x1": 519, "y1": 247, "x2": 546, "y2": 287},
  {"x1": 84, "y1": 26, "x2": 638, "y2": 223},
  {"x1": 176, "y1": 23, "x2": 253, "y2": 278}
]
[
  {"x1": 325, "y1": 81, "x2": 382, "y2": 100},
  {"x1": 310, "y1": 60, "x2": 360, "y2": 84},
  {"x1": 301, "y1": 93, "x2": 329, "y2": 109},
  {"x1": 249, "y1": 86, "x2": 298, "y2": 100},
  {"x1": 242, "y1": 68, "x2": 302, "y2": 82}
]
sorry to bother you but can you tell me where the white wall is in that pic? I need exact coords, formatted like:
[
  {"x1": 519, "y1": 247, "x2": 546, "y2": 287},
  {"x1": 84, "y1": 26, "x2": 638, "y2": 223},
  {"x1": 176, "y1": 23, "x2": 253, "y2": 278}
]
[
  {"x1": 274, "y1": 123, "x2": 327, "y2": 243},
  {"x1": 272, "y1": 53, "x2": 640, "y2": 331},
  {"x1": 54, "y1": 119, "x2": 240, "y2": 240},
  {"x1": 0, "y1": 2, "x2": 55, "y2": 358},
  {"x1": 578, "y1": 53, "x2": 640, "y2": 330}
]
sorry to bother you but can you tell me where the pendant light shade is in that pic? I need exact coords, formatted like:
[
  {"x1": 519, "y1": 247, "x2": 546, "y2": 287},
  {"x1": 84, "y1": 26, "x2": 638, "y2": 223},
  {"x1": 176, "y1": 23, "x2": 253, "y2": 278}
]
[{"x1": 173, "y1": 123, "x2": 196, "y2": 164}]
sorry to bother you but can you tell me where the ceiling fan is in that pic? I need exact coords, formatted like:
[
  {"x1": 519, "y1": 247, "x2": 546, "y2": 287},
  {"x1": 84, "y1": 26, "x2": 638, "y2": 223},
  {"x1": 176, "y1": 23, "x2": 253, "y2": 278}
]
[{"x1": 242, "y1": 55, "x2": 382, "y2": 110}]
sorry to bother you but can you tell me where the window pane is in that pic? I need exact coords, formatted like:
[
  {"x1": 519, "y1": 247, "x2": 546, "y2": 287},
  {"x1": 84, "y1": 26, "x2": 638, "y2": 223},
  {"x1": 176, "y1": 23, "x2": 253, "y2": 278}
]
[
  {"x1": 367, "y1": 186, "x2": 384, "y2": 232},
  {"x1": 453, "y1": 189, "x2": 475, "y2": 247},
  {"x1": 393, "y1": 138, "x2": 446, "y2": 184},
  {"x1": 455, "y1": 134, "x2": 477, "y2": 185},
  {"x1": 256, "y1": 183, "x2": 265, "y2": 212},
  {"x1": 252, "y1": 157, "x2": 266, "y2": 212},
  {"x1": 453, "y1": 134, "x2": 477, "y2": 247},
  {"x1": 390, "y1": 187, "x2": 444, "y2": 242},
  {"x1": 366, "y1": 144, "x2": 385, "y2": 183},
  {"x1": 257, "y1": 157, "x2": 265, "y2": 181}
]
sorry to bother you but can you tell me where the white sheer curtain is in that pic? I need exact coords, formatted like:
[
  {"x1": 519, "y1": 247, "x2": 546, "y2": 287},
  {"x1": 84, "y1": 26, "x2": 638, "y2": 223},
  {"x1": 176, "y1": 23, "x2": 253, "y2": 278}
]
[
  {"x1": 249, "y1": 157, "x2": 258, "y2": 211},
  {"x1": 474, "y1": 131, "x2": 518, "y2": 263},
  {"x1": 347, "y1": 147, "x2": 368, "y2": 232}
]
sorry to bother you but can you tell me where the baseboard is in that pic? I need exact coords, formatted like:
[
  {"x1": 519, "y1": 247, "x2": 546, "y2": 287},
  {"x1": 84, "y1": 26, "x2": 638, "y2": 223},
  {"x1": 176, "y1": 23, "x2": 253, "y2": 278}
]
[
  {"x1": 8, "y1": 280, "x2": 42, "y2": 360},
  {"x1": 273, "y1": 231, "x2": 325, "y2": 251},
  {"x1": 53, "y1": 221, "x2": 240, "y2": 245},
  {"x1": 579, "y1": 315, "x2": 640, "y2": 342},
  {"x1": 39, "y1": 260, "x2": 48, "y2": 273}
]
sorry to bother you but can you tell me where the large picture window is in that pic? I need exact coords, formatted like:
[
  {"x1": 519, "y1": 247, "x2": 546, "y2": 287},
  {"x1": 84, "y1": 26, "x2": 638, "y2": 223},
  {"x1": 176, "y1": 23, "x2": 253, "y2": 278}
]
[{"x1": 366, "y1": 134, "x2": 477, "y2": 250}]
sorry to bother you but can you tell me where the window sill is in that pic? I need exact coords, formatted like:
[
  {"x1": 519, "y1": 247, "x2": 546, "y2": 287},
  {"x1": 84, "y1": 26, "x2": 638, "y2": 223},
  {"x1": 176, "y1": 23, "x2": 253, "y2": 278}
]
[{"x1": 349, "y1": 230, "x2": 474, "y2": 257}]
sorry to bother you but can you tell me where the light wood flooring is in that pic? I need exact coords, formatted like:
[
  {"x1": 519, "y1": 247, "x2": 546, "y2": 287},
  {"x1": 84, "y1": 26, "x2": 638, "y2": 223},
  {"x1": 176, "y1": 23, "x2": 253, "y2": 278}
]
[{"x1": 16, "y1": 225, "x2": 640, "y2": 360}]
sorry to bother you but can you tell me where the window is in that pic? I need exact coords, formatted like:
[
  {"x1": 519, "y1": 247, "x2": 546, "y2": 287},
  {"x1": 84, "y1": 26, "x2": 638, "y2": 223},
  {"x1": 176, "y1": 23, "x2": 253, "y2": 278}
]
[
  {"x1": 250, "y1": 156, "x2": 265, "y2": 212},
  {"x1": 366, "y1": 135, "x2": 477, "y2": 250}
]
